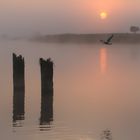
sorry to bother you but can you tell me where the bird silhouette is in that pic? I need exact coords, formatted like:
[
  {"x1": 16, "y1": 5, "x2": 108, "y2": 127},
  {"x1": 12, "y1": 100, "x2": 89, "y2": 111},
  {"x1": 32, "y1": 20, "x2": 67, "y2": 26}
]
[{"x1": 100, "y1": 34, "x2": 114, "y2": 45}]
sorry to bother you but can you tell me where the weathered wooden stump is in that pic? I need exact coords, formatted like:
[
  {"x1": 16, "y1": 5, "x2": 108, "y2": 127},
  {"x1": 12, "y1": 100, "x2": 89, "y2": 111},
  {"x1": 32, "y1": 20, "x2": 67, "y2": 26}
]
[
  {"x1": 13, "y1": 53, "x2": 25, "y2": 126},
  {"x1": 39, "y1": 58, "x2": 53, "y2": 125}
]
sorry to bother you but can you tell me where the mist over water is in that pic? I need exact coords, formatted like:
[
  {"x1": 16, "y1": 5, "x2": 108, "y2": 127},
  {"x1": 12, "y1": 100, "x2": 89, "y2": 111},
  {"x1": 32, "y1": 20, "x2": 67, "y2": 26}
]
[
  {"x1": 0, "y1": 40, "x2": 140, "y2": 140},
  {"x1": 0, "y1": 0, "x2": 140, "y2": 139}
]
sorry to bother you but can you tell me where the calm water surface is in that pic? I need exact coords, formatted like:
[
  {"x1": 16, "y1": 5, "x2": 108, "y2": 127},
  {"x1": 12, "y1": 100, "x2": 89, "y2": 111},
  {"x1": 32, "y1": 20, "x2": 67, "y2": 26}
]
[{"x1": 0, "y1": 40, "x2": 140, "y2": 140}]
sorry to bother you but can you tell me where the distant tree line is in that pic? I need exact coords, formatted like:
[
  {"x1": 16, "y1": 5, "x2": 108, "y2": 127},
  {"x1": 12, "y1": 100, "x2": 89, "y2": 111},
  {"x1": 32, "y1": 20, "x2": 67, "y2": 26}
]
[{"x1": 130, "y1": 26, "x2": 140, "y2": 33}]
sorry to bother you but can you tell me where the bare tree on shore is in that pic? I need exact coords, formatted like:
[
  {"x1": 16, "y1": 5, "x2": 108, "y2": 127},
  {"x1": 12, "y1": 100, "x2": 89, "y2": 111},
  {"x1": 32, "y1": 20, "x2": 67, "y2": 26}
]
[
  {"x1": 130, "y1": 26, "x2": 139, "y2": 33},
  {"x1": 101, "y1": 129, "x2": 112, "y2": 140}
]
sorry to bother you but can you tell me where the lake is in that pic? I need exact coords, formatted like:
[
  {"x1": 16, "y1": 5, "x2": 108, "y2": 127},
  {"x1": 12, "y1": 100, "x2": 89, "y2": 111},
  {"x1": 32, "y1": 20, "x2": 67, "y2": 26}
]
[{"x1": 0, "y1": 40, "x2": 140, "y2": 140}]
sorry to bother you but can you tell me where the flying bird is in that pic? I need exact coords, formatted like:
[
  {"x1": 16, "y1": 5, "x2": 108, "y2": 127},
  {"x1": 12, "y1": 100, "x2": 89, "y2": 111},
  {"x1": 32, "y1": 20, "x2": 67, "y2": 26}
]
[{"x1": 100, "y1": 34, "x2": 114, "y2": 45}]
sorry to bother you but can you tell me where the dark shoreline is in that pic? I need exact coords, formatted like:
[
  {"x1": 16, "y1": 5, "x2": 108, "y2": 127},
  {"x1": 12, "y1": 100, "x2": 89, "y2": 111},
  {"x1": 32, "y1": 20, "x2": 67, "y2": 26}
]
[{"x1": 31, "y1": 33, "x2": 140, "y2": 44}]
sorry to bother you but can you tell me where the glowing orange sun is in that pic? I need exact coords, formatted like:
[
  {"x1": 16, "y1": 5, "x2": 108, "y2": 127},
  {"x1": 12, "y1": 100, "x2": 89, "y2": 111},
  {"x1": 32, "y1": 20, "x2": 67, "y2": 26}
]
[{"x1": 100, "y1": 12, "x2": 108, "y2": 19}]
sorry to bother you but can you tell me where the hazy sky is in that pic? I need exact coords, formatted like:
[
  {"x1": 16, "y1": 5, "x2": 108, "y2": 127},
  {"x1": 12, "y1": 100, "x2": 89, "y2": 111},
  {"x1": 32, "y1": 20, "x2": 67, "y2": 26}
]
[{"x1": 0, "y1": 0, "x2": 140, "y2": 35}]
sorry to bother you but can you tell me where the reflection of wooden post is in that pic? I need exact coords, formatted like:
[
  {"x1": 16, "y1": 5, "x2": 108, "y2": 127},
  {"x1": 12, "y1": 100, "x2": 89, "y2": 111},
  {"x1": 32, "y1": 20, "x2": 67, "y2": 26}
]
[
  {"x1": 40, "y1": 58, "x2": 53, "y2": 125},
  {"x1": 13, "y1": 53, "x2": 25, "y2": 126}
]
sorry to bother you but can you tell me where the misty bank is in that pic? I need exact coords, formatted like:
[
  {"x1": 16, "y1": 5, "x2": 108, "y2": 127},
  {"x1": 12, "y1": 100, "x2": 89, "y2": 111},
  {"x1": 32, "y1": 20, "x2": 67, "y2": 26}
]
[{"x1": 31, "y1": 33, "x2": 140, "y2": 44}]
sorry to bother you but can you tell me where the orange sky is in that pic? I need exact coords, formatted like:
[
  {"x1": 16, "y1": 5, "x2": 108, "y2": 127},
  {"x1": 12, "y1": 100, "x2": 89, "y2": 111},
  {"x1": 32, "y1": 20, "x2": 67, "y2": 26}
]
[{"x1": 0, "y1": 0, "x2": 140, "y2": 35}]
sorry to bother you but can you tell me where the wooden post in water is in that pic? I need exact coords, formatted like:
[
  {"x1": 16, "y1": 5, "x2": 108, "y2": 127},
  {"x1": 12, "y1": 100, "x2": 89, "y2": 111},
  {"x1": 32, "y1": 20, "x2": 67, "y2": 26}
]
[
  {"x1": 13, "y1": 53, "x2": 25, "y2": 126},
  {"x1": 39, "y1": 58, "x2": 53, "y2": 126}
]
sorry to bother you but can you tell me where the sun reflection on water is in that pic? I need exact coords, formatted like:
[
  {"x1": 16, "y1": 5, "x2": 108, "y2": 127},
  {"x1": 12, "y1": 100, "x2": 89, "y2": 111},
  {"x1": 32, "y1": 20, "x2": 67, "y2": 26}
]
[{"x1": 100, "y1": 47, "x2": 107, "y2": 74}]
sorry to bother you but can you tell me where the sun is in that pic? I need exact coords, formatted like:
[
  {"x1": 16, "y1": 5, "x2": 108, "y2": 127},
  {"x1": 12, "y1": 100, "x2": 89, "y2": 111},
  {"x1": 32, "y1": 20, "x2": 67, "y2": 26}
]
[{"x1": 100, "y1": 12, "x2": 108, "y2": 19}]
